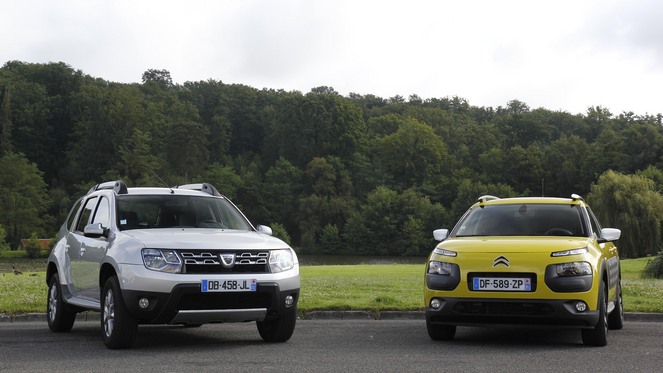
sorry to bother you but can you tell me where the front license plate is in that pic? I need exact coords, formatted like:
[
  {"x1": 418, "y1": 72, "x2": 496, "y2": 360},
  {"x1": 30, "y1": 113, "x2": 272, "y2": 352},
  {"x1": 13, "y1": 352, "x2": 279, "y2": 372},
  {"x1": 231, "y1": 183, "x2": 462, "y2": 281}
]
[
  {"x1": 201, "y1": 279, "x2": 257, "y2": 292},
  {"x1": 472, "y1": 277, "x2": 531, "y2": 291}
]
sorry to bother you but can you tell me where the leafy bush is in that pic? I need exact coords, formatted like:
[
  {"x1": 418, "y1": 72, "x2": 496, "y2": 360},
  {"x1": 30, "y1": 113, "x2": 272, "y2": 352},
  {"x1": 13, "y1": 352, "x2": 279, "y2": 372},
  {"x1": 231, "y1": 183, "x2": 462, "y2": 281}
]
[
  {"x1": 270, "y1": 222, "x2": 292, "y2": 245},
  {"x1": 642, "y1": 252, "x2": 663, "y2": 279},
  {"x1": 24, "y1": 233, "x2": 43, "y2": 259},
  {"x1": 0, "y1": 225, "x2": 8, "y2": 252},
  {"x1": 0, "y1": 250, "x2": 27, "y2": 259},
  {"x1": 319, "y1": 224, "x2": 343, "y2": 254}
]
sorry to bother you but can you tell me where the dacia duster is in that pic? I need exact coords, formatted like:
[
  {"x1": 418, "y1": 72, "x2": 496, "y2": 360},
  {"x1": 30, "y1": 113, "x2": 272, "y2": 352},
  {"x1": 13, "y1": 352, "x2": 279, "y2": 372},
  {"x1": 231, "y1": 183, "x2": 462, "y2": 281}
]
[{"x1": 47, "y1": 181, "x2": 300, "y2": 349}]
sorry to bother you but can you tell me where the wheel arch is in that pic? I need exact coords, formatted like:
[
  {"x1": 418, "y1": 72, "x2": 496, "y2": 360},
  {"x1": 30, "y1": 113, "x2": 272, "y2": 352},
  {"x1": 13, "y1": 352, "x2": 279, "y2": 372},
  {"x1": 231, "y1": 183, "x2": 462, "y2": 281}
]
[
  {"x1": 46, "y1": 261, "x2": 58, "y2": 285},
  {"x1": 99, "y1": 262, "x2": 118, "y2": 289},
  {"x1": 595, "y1": 258, "x2": 609, "y2": 309}
]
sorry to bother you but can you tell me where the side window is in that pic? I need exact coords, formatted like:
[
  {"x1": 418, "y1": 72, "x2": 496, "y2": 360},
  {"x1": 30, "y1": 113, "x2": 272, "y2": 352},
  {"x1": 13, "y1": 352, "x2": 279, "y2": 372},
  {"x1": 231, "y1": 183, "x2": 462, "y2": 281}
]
[
  {"x1": 76, "y1": 197, "x2": 98, "y2": 232},
  {"x1": 91, "y1": 196, "x2": 111, "y2": 228},
  {"x1": 65, "y1": 198, "x2": 83, "y2": 231},
  {"x1": 586, "y1": 207, "x2": 602, "y2": 238}
]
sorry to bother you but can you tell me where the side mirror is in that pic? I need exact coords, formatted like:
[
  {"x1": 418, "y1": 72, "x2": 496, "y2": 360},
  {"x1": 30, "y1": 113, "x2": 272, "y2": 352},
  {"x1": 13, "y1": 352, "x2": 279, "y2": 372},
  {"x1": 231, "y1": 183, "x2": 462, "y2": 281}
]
[
  {"x1": 598, "y1": 228, "x2": 621, "y2": 243},
  {"x1": 256, "y1": 225, "x2": 273, "y2": 236},
  {"x1": 433, "y1": 229, "x2": 449, "y2": 241},
  {"x1": 84, "y1": 223, "x2": 107, "y2": 238}
]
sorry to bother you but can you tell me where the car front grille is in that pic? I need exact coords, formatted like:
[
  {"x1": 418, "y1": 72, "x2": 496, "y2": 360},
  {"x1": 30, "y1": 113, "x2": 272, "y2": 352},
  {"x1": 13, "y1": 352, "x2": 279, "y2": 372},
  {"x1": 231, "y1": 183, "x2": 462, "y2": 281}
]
[{"x1": 178, "y1": 250, "x2": 270, "y2": 274}]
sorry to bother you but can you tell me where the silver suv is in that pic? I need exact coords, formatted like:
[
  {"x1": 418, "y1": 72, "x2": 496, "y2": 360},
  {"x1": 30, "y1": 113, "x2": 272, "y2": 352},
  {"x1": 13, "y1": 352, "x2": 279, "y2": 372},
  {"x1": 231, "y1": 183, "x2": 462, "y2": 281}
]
[{"x1": 46, "y1": 181, "x2": 300, "y2": 349}]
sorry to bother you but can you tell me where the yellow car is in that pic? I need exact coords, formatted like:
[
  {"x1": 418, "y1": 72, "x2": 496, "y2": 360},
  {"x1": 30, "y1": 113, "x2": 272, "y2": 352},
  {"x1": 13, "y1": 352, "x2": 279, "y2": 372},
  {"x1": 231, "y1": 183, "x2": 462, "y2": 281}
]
[{"x1": 425, "y1": 195, "x2": 623, "y2": 346}]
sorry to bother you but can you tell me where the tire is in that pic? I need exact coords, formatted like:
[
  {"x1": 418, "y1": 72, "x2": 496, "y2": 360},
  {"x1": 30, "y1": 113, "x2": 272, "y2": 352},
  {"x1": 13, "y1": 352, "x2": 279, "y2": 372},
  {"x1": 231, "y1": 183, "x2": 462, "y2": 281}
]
[
  {"x1": 582, "y1": 282, "x2": 608, "y2": 346},
  {"x1": 46, "y1": 273, "x2": 76, "y2": 332},
  {"x1": 608, "y1": 281, "x2": 624, "y2": 330},
  {"x1": 101, "y1": 276, "x2": 138, "y2": 349},
  {"x1": 426, "y1": 318, "x2": 456, "y2": 341},
  {"x1": 257, "y1": 306, "x2": 297, "y2": 342}
]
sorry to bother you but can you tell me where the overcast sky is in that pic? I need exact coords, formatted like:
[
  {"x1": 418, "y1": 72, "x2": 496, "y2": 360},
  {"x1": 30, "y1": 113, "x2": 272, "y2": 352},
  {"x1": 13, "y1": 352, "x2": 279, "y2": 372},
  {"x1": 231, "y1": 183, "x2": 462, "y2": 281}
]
[{"x1": 1, "y1": 0, "x2": 662, "y2": 115}]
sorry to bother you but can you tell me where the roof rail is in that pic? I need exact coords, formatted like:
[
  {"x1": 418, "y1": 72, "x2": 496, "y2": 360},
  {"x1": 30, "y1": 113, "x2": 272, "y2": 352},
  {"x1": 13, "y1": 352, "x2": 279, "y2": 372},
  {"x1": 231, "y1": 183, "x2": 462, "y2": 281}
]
[
  {"x1": 174, "y1": 183, "x2": 221, "y2": 197},
  {"x1": 571, "y1": 193, "x2": 584, "y2": 201},
  {"x1": 477, "y1": 195, "x2": 499, "y2": 203},
  {"x1": 87, "y1": 180, "x2": 128, "y2": 195}
]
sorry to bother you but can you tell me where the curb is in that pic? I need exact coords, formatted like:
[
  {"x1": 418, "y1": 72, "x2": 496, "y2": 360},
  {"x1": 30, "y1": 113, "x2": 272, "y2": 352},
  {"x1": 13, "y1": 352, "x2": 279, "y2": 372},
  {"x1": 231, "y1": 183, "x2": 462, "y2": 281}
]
[
  {"x1": 3, "y1": 311, "x2": 663, "y2": 323},
  {"x1": 623, "y1": 312, "x2": 663, "y2": 322},
  {"x1": 297, "y1": 311, "x2": 663, "y2": 322}
]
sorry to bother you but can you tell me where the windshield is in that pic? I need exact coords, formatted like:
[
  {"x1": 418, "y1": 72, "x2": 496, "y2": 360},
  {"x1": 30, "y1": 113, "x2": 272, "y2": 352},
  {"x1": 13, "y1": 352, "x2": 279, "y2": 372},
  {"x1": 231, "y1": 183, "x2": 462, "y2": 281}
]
[
  {"x1": 117, "y1": 195, "x2": 253, "y2": 231},
  {"x1": 453, "y1": 204, "x2": 588, "y2": 237}
]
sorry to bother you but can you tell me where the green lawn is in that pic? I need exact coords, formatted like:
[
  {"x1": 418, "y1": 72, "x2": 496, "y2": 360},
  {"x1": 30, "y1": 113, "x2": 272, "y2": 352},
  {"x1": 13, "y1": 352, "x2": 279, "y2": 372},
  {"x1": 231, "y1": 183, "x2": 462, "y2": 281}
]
[
  {"x1": 1, "y1": 257, "x2": 662, "y2": 315},
  {"x1": 619, "y1": 257, "x2": 663, "y2": 312},
  {"x1": 299, "y1": 264, "x2": 425, "y2": 313}
]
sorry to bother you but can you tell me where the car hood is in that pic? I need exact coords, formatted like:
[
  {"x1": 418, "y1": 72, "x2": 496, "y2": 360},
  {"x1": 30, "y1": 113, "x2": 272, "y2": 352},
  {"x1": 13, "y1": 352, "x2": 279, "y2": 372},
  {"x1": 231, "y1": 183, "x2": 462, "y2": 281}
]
[
  {"x1": 438, "y1": 236, "x2": 593, "y2": 253},
  {"x1": 120, "y1": 229, "x2": 289, "y2": 250}
]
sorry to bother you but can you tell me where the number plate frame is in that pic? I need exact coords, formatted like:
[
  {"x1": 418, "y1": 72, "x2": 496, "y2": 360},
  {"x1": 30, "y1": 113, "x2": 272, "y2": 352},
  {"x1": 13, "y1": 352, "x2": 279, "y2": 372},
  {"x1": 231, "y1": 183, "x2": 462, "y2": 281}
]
[
  {"x1": 201, "y1": 279, "x2": 257, "y2": 292},
  {"x1": 472, "y1": 277, "x2": 532, "y2": 291}
]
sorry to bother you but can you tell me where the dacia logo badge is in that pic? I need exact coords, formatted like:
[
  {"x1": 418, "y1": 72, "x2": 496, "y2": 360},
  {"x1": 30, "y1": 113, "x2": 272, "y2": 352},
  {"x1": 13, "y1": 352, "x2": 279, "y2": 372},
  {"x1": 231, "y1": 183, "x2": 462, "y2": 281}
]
[
  {"x1": 220, "y1": 253, "x2": 235, "y2": 268},
  {"x1": 493, "y1": 256, "x2": 510, "y2": 268}
]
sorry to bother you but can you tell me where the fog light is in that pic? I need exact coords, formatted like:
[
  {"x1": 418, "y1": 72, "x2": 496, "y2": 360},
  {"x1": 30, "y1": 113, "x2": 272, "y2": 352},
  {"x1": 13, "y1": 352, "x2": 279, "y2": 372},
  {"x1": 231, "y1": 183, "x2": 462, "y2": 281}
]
[
  {"x1": 139, "y1": 298, "x2": 150, "y2": 309},
  {"x1": 575, "y1": 301, "x2": 587, "y2": 312},
  {"x1": 430, "y1": 298, "x2": 442, "y2": 309},
  {"x1": 285, "y1": 295, "x2": 294, "y2": 307}
]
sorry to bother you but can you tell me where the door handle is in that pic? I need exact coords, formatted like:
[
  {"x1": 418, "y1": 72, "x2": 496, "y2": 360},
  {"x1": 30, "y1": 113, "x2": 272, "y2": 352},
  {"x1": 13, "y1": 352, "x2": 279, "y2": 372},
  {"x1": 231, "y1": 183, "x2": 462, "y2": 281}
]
[{"x1": 80, "y1": 247, "x2": 86, "y2": 256}]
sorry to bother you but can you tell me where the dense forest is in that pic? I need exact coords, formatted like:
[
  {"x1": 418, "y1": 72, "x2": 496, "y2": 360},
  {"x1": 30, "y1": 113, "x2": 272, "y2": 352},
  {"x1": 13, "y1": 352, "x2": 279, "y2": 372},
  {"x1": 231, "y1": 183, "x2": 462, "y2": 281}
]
[{"x1": 1, "y1": 61, "x2": 663, "y2": 258}]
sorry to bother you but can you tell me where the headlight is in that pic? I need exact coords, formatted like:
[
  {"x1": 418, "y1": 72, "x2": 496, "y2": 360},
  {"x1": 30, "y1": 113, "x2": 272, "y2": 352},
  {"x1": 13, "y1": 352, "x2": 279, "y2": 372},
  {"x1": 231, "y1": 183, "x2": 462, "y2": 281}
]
[
  {"x1": 551, "y1": 247, "x2": 588, "y2": 257},
  {"x1": 269, "y1": 249, "x2": 295, "y2": 273},
  {"x1": 433, "y1": 248, "x2": 457, "y2": 257},
  {"x1": 428, "y1": 261, "x2": 454, "y2": 276},
  {"x1": 556, "y1": 261, "x2": 592, "y2": 276},
  {"x1": 142, "y1": 249, "x2": 182, "y2": 273}
]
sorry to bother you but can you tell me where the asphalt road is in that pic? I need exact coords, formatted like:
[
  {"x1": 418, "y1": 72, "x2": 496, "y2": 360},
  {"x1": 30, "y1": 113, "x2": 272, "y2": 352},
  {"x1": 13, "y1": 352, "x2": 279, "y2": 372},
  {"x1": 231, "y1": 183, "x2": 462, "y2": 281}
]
[{"x1": 1, "y1": 319, "x2": 662, "y2": 372}]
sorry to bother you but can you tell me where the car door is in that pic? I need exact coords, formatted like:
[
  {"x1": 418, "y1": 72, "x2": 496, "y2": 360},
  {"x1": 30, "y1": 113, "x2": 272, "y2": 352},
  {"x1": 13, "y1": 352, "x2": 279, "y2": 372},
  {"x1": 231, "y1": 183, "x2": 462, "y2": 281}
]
[
  {"x1": 66, "y1": 196, "x2": 97, "y2": 298},
  {"x1": 58, "y1": 198, "x2": 83, "y2": 296},
  {"x1": 587, "y1": 207, "x2": 620, "y2": 298},
  {"x1": 76, "y1": 195, "x2": 112, "y2": 301}
]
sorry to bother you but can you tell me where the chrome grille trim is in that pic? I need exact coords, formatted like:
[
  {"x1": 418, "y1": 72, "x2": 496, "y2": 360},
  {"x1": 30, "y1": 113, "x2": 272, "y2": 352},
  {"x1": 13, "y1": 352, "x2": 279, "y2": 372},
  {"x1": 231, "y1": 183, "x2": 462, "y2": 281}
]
[{"x1": 178, "y1": 250, "x2": 270, "y2": 273}]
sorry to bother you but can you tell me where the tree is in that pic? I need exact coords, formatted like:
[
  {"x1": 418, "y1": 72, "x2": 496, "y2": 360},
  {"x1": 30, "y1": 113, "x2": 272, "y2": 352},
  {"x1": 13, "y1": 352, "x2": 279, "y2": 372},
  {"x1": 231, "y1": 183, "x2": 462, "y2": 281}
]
[
  {"x1": 1, "y1": 62, "x2": 83, "y2": 185},
  {"x1": 344, "y1": 187, "x2": 447, "y2": 256},
  {"x1": 448, "y1": 179, "x2": 517, "y2": 223},
  {"x1": 0, "y1": 153, "x2": 49, "y2": 248},
  {"x1": 620, "y1": 123, "x2": 663, "y2": 172},
  {"x1": 181, "y1": 80, "x2": 232, "y2": 164},
  {"x1": 219, "y1": 84, "x2": 264, "y2": 157},
  {"x1": 142, "y1": 69, "x2": 173, "y2": 88},
  {"x1": 372, "y1": 118, "x2": 447, "y2": 190},
  {"x1": 117, "y1": 128, "x2": 160, "y2": 185},
  {"x1": 202, "y1": 163, "x2": 243, "y2": 200},
  {"x1": 0, "y1": 85, "x2": 13, "y2": 155},
  {"x1": 0, "y1": 224, "x2": 9, "y2": 251},
  {"x1": 297, "y1": 157, "x2": 356, "y2": 250},
  {"x1": 319, "y1": 224, "x2": 343, "y2": 254},
  {"x1": 587, "y1": 170, "x2": 663, "y2": 258},
  {"x1": 543, "y1": 135, "x2": 592, "y2": 197},
  {"x1": 261, "y1": 158, "x2": 303, "y2": 239},
  {"x1": 164, "y1": 120, "x2": 209, "y2": 180},
  {"x1": 267, "y1": 91, "x2": 367, "y2": 168},
  {"x1": 636, "y1": 166, "x2": 663, "y2": 194},
  {"x1": 504, "y1": 145, "x2": 544, "y2": 194}
]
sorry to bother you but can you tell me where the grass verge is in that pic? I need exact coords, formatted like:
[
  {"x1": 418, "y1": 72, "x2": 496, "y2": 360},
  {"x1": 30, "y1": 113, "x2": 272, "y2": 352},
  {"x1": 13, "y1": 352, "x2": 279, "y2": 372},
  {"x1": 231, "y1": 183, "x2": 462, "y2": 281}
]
[{"x1": 1, "y1": 258, "x2": 662, "y2": 315}]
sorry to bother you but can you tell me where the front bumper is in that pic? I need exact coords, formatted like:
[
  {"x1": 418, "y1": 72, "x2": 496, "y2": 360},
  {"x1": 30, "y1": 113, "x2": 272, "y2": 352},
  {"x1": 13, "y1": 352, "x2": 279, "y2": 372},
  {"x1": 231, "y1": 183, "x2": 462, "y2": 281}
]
[
  {"x1": 425, "y1": 297, "x2": 599, "y2": 328},
  {"x1": 117, "y1": 263, "x2": 300, "y2": 324},
  {"x1": 122, "y1": 282, "x2": 299, "y2": 324}
]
